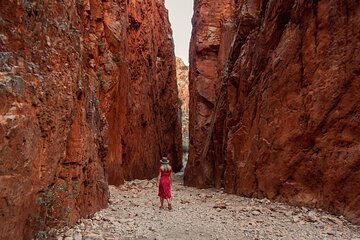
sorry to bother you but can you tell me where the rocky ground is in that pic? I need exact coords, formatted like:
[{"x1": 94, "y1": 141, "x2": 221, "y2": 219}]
[{"x1": 48, "y1": 173, "x2": 360, "y2": 240}]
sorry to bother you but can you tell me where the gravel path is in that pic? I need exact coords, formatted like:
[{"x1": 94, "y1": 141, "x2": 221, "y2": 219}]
[{"x1": 51, "y1": 172, "x2": 360, "y2": 240}]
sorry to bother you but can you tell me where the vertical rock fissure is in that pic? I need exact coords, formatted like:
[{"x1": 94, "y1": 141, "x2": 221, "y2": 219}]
[{"x1": 313, "y1": 0, "x2": 319, "y2": 53}]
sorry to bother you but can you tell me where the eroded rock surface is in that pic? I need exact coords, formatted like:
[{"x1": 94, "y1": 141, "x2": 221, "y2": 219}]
[
  {"x1": 0, "y1": 2, "x2": 109, "y2": 239},
  {"x1": 0, "y1": 0, "x2": 181, "y2": 239},
  {"x1": 185, "y1": 0, "x2": 236, "y2": 189},
  {"x1": 185, "y1": 0, "x2": 360, "y2": 224},
  {"x1": 118, "y1": 0, "x2": 182, "y2": 182}
]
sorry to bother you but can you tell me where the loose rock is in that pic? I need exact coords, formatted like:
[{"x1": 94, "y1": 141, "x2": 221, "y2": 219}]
[{"x1": 50, "y1": 173, "x2": 360, "y2": 240}]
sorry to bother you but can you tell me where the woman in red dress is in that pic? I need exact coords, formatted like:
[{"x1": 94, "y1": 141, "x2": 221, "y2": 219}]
[{"x1": 157, "y1": 156, "x2": 172, "y2": 210}]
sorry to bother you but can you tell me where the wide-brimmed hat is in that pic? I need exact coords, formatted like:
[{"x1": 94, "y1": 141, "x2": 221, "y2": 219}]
[{"x1": 160, "y1": 157, "x2": 169, "y2": 164}]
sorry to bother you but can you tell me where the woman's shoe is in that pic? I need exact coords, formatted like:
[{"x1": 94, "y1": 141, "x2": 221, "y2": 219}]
[{"x1": 168, "y1": 203, "x2": 172, "y2": 210}]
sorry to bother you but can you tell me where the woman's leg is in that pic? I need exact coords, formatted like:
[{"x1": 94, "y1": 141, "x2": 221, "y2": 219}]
[
  {"x1": 159, "y1": 198, "x2": 164, "y2": 209},
  {"x1": 166, "y1": 198, "x2": 172, "y2": 210}
]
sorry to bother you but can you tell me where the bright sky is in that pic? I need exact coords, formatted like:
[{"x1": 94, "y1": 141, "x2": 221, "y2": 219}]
[{"x1": 165, "y1": 0, "x2": 194, "y2": 66}]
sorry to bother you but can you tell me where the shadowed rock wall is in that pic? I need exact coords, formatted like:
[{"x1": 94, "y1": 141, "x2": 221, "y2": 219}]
[
  {"x1": 186, "y1": 0, "x2": 236, "y2": 188},
  {"x1": 186, "y1": 0, "x2": 360, "y2": 223},
  {"x1": 118, "y1": 0, "x2": 182, "y2": 182},
  {"x1": 0, "y1": 0, "x2": 181, "y2": 238}
]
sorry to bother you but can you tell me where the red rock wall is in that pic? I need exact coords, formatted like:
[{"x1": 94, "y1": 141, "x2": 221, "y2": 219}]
[
  {"x1": 0, "y1": 1, "x2": 109, "y2": 238},
  {"x1": 186, "y1": 0, "x2": 360, "y2": 223},
  {"x1": 118, "y1": 0, "x2": 182, "y2": 183},
  {"x1": 0, "y1": 0, "x2": 181, "y2": 238},
  {"x1": 185, "y1": 0, "x2": 236, "y2": 187}
]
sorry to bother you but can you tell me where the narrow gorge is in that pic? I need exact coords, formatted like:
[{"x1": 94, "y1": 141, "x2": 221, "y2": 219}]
[{"x1": 0, "y1": 0, "x2": 359, "y2": 239}]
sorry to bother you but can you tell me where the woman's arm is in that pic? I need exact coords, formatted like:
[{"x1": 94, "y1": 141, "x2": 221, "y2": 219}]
[
  {"x1": 157, "y1": 170, "x2": 161, "y2": 187},
  {"x1": 170, "y1": 168, "x2": 173, "y2": 183}
]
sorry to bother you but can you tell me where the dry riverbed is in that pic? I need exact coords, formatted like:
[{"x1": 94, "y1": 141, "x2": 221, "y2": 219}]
[{"x1": 49, "y1": 173, "x2": 360, "y2": 240}]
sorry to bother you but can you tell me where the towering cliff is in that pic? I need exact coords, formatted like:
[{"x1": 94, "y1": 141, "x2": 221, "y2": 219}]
[
  {"x1": 109, "y1": 0, "x2": 182, "y2": 183},
  {"x1": 186, "y1": 0, "x2": 236, "y2": 187},
  {"x1": 0, "y1": 0, "x2": 181, "y2": 238},
  {"x1": 185, "y1": 0, "x2": 360, "y2": 224}
]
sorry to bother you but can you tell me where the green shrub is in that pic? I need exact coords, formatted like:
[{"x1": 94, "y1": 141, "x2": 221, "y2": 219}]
[{"x1": 182, "y1": 139, "x2": 189, "y2": 153}]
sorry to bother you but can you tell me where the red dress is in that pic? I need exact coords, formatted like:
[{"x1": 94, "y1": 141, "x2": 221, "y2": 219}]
[{"x1": 158, "y1": 167, "x2": 172, "y2": 199}]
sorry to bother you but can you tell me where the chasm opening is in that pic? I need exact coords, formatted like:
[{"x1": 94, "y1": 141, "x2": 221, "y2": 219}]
[
  {"x1": 176, "y1": 57, "x2": 189, "y2": 170},
  {"x1": 165, "y1": 0, "x2": 193, "y2": 171}
]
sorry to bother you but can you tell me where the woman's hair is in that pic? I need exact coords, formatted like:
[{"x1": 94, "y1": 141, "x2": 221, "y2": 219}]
[{"x1": 160, "y1": 163, "x2": 171, "y2": 172}]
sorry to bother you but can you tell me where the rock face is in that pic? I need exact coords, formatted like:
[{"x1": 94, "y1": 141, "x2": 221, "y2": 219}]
[
  {"x1": 109, "y1": 0, "x2": 182, "y2": 183},
  {"x1": 0, "y1": 0, "x2": 181, "y2": 239},
  {"x1": 0, "y1": 1, "x2": 109, "y2": 239},
  {"x1": 176, "y1": 57, "x2": 189, "y2": 152},
  {"x1": 186, "y1": 0, "x2": 235, "y2": 188},
  {"x1": 185, "y1": 0, "x2": 360, "y2": 224}
]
